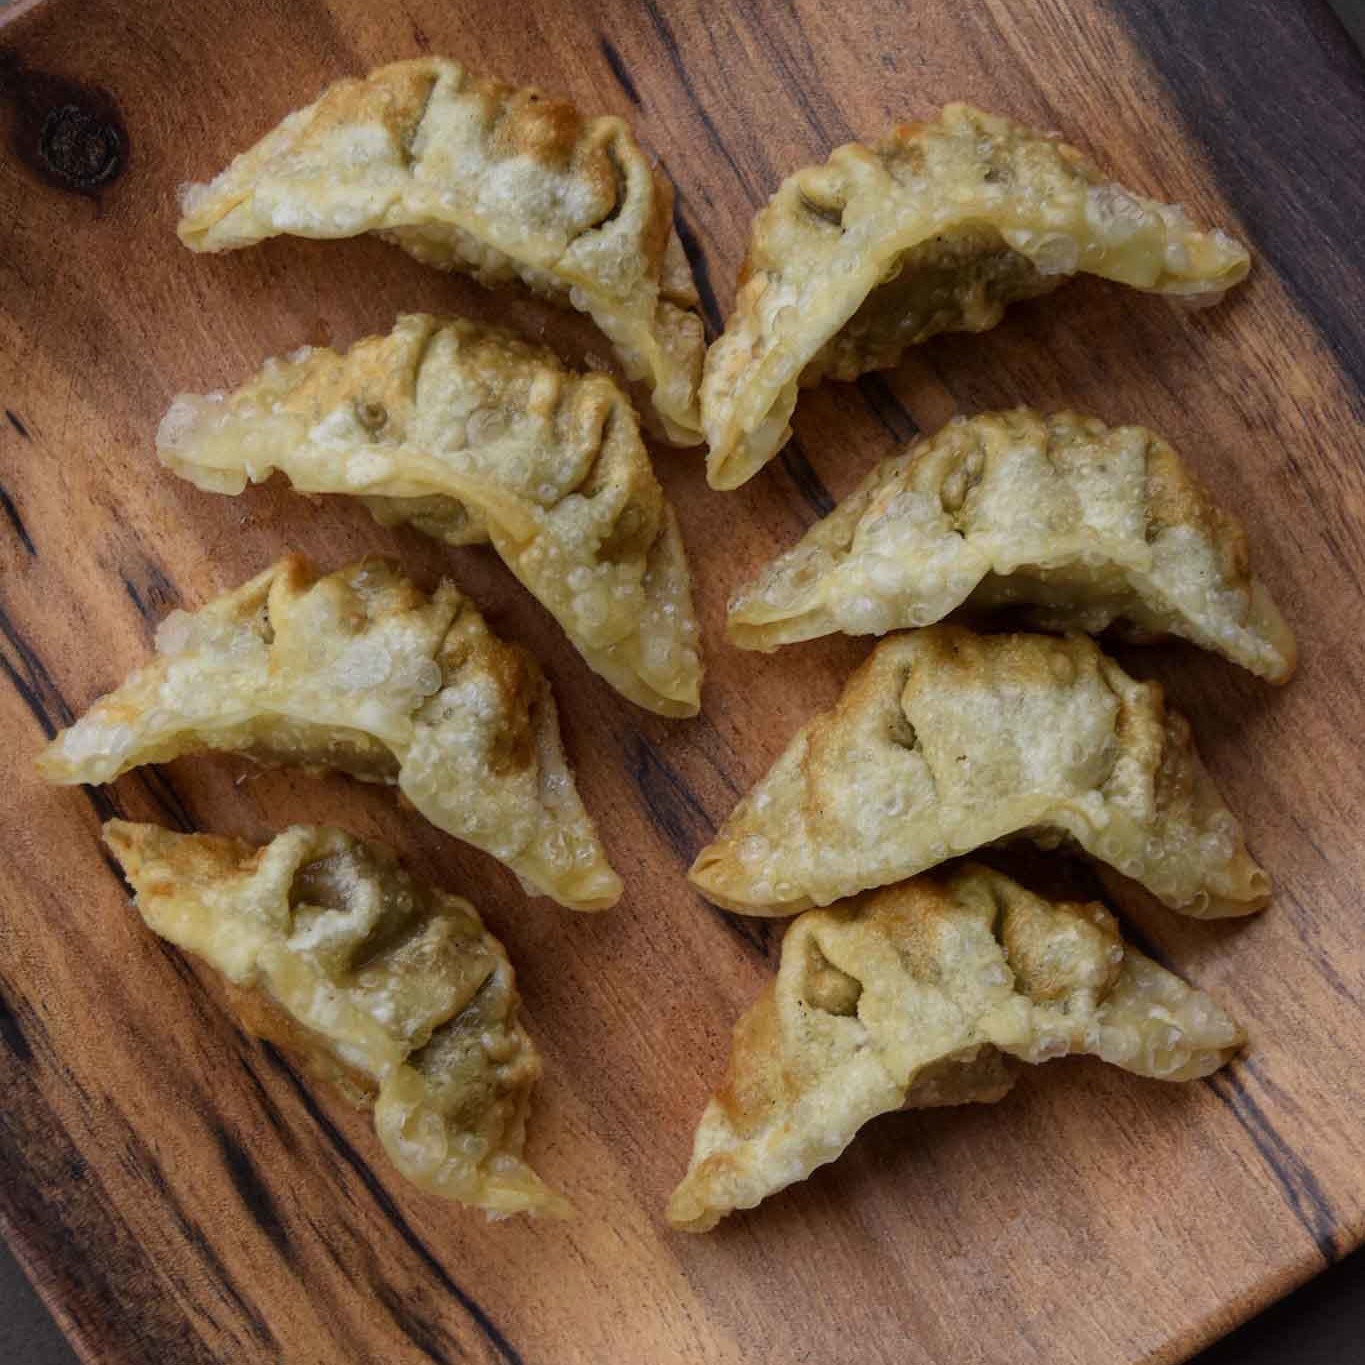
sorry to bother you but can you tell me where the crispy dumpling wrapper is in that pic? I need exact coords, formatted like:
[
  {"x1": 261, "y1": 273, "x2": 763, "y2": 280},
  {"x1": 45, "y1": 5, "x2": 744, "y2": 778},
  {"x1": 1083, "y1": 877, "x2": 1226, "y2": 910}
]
[
  {"x1": 689, "y1": 626, "x2": 1268, "y2": 919},
  {"x1": 39, "y1": 556, "x2": 621, "y2": 911},
  {"x1": 177, "y1": 57, "x2": 705, "y2": 445},
  {"x1": 668, "y1": 863, "x2": 1244, "y2": 1231},
  {"x1": 157, "y1": 314, "x2": 703, "y2": 717},
  {"x1": 703, "y1": 103, "x2": 1250, "y2": 488},
  {"x1": 728, "y1": 409, "x2": 1295, "y2": 683},
  {"x1": 105, "y1": 821, "x2": 569, "y2": 1217}
]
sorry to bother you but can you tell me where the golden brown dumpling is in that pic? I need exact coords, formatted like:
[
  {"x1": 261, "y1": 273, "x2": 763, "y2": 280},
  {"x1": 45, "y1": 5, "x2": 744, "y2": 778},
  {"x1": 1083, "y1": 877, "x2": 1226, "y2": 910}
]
[
  {"x1": 105, "y1": 821, "x2": 569, "y2": 1217},
  {"x1": 178, "y1": 58, "x2": 705, "y2": 445},
  {"x1": 703, "y1": 104, "x2": 1250, "y2": 488},
  {"x1": 689, "y1": 626, "x2": 1268, "y2": 919},
  {"x1": 668, "y1": 863, "x2": 1244, "y2": 1231},
  {"x1": 157, "y1": 314, "x2": 702, "y2": 717},
  {"x1": 39, "y1": 556, "x2": 621, "y2": 911},
  {"x1": 728, "y1": 410, "x2": 1295, "y2": 683}
]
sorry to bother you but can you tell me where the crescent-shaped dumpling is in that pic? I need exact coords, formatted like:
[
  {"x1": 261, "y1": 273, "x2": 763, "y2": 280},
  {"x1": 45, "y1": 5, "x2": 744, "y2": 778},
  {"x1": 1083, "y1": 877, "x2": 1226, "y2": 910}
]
[
  {"x1": 668, "y1": 863, "x2": 1244, "y2": 1231},
  {"x1": 703, "y1": 104, "x2": 1250, "y2": 489},
  {"x1": 105, "y1": 821, "x2": 570, "y2": 1217},
  {"x1": 156, "y1": 314, "x2": 703, "y2": 717},
  {"x1": 177, "y1": 57, "x2": 705, "y2": 445},
  {"x1": 728, "y1": 409, "x2": 1295, "y2": 683},
  {"x1": 688, "y1": 626, "x2": 1268, "y2": 919},
  {"x1": 39, "y1": 556, "x2": 621, "y2": 911}
]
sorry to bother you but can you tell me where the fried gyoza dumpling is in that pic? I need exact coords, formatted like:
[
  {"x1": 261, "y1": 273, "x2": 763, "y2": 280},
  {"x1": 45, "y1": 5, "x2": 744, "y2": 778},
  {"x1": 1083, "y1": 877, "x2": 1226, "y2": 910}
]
[
  {"x1": 177, "y1": 58, "x2": 705, "y2": 445},
  {"x1": 703, "y1": 104, "x2": 1250, "y2": 489},
  {"x1": 689, "y1": 626, "x2": 1268, "y2": 919},
  {"x1": 668, "y1": 863, "x2": 1243, "y2": 1230},
  {"x1": 728, "y1": 410, "x2": 1295, "y2": 683},
  {"x1": 157, "y1": 314, "x2": 703, "y2": 717},
  {"x1": 39, "y1": 557, "x2": 621, "y2": 911},
  {"x1": 105, "y1": 820, "x2": 569, "y2": 1216}
]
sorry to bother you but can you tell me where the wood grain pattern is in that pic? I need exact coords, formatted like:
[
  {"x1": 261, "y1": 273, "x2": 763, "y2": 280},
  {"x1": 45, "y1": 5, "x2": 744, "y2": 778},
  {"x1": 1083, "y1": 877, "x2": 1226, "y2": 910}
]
[{"x1": 1, "y1": 1, "x2": 1363, "y2": 1362}]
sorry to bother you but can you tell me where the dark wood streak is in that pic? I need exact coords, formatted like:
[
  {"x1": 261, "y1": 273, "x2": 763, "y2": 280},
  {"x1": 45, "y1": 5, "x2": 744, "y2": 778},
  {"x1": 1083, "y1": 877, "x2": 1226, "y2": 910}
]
[
  {"x1": 638, "y1": 0, "x2": 766, "y2": 202},
  {"x1": 671, "y1": 199, "x2": 722, "y2": 338},
  {"x1": 778, "y1": 435, "x2": 836, "y2": 519},
  {"x1": 119, "y1": 558, "x2": 179, "y2": 626},
  {"x1": 1107, "y1": 0, "x2": 1365, "y2": 406},
  {"x1": 210, "y1": 1123, "x2": 294, "y2": 1265},
  {"x1": 261, "y1": 1044, "x2": 527, "y2": 1365},
  {"x1": 1286, "y1": 810, "x2": 1331, "y2": 867},
  {"x1": 715, "y1": 902, "x2": 773, "y2": 959},
  {"x1": 856, "y1": 374, "x2": 920, "y2": 445},
  {"x1": 628, "y1": 734, "x2": 713, "y2": 868},
  {"x1": 305, "y1": 1210, "x2": 350, "y2": 1271},
  {"x1": 1205, "y1": 1064, "x2": 1341, "y2": 1264},
  {"x1": 235, "y1": 1057, "x2": 294, "y2": 1147},
  {"x1": 733, "y1": 0, "x2": 855, "y2": 149},
  {"x1": 0, "y1": 482, "x2": 35, "y2": 555},
  {"x1": 132, "y1": 766, "x2": 199, "y2": 833},
  {"x1": 5, "y1": 408, "x2": 31, "y2": 439},
  {"x1": 1266, "y1": 881, "x2": 1359, "y2": 1013},
  {"x1": 146, "y1": 934, "x2": 207, "y2": 997},
  {"x1": 0, "y1": 602, "x2": 74, "y2": 739},
  {"x1": 686, "y1": 714, "x2": 744, "y2": 800},
  {"x1": 0, "y1": 1056, "x2": 222, "y2": 1363},
  {"x1": 373, "y1": 1281, "x2": 465, "y2": 1365},
  {"x1": 599, "y1": 37, "x2": 642, "y2": 107},
  {"x1": 119, "y1": 1129, "x2": 280, "y2": 1351},
  {"x1": 0, "y1": 988, "x2": 35, "y2": 1064},
  {"x1": 112, "y1": 910, "x2": 299, "y2": 1157},
  {"x1": 0, "y1": 601, "x2": 194, "y2": 840},
  {"x1": 630, "y1": 736, "x2": 771, "y2": 957},
  {"x1": 93, "y1": 828, "x2": 130, "y2": 882}
]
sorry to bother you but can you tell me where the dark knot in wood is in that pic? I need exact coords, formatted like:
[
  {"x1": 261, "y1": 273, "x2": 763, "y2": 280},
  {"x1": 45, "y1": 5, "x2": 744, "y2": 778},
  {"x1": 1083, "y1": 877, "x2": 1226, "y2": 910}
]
[
  {"x1": 0, "y1": 49, "x2": 128, "y2": 197},
  {"x1": 38, "y1": 101, "x2": 124, "y2": 190}
]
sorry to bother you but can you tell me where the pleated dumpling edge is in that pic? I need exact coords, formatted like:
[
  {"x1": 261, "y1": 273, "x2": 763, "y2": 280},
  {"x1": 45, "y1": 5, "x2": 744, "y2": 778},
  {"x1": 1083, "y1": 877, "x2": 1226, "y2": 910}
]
[
  {"x1": 105, "y1": 820, "x2": 572, "y2": 1217},
  {"x1": 702, "y1": 103, "x2": 1249, "y2": 489},
  {"x1": 39, "y1": 555, "x2": 622, "y2": 911},
  {"x1": 156, "y1": 313, "x2": 704, "y2": 718},
  {"x1": 668, "y1": 863, "x2": 1245, "y2": 1231},
  {"x1": 688, "y1": 626, "x2": 1269, "y2": 920},
  {"x1": 727, "y1": 409, "x2": 1295, "y2": 684},
  {"x1": 177, "y1": 56, "x2": 706, "y2": 445}
]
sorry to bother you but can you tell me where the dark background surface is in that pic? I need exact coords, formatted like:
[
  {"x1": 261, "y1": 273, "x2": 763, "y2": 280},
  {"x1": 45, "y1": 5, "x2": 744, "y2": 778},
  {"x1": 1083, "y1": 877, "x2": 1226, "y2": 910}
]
[{"x1": 2, "y1": 0, "x2": 1362, "y2": 1358}]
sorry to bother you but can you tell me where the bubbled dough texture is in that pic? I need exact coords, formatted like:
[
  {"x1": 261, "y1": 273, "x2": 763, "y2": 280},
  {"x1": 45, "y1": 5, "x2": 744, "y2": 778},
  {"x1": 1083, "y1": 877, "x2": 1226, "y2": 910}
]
[
  {"x1": 104, "y1": 821, "x2": 567, "y2": 1216},
  {"x1": 702, "y1": 102, "x2": 1250, "y2": 488},
  {"x1": 176, "y1": 57, "x2": 705, "y2": 444},
  {"x1": 156, "y1": 313, "x2": 703, "y2": 717},
  {"x1": 668, "y1": 864, "x2": 1244, "y2": 1231},
  {"x1": 728, "y1": 409, "x2": 1295, "y2": 683},
  {"x1": 688, "y1": 626, "x2": 1269, "y2": 919},
  {"x1": 38, "y1": 556, "x2": 621, "y2": 911}
]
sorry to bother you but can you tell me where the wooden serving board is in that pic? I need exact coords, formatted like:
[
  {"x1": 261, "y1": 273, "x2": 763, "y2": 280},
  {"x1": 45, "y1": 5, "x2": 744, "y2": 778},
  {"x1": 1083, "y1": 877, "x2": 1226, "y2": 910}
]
[{"x1": 2, "y1": 2, "x2": 1363, "y2": 1362}]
